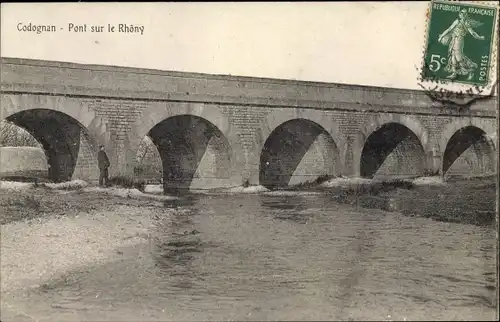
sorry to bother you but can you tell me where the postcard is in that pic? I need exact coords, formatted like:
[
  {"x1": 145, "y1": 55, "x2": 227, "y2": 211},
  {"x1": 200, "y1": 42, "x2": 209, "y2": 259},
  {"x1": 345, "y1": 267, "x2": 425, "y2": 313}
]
[{"x1": 1, "y1": 2, "x2": 498, "y2": 321}]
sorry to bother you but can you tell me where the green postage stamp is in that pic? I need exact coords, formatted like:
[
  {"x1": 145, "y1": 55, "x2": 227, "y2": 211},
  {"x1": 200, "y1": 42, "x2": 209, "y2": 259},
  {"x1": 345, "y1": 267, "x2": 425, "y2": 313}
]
[{"x1": 421, "y1": 0, "x2": 498, "y2": 89}]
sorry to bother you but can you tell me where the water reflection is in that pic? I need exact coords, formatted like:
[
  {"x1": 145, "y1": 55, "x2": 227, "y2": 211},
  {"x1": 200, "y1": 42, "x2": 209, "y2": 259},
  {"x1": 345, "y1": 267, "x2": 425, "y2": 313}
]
[
  {"x1": 162, "y1": 194, "x2": 197, "y2": 208},
  {"x1": 14, "y1": 191, "x2": 497, "y2": 321},
  {"x1": 152, "y1": 199, "x2": 204, "y2": 293},
  {"x1": 259, "y1": 195, "x2": 313, "y2": 224}
]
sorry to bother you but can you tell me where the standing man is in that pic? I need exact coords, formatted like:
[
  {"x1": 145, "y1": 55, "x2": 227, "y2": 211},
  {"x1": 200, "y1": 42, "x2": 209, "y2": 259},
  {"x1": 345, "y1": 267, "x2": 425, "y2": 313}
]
[{"x1": 98, "y1": 145, "x2": 110, "y2": 187}]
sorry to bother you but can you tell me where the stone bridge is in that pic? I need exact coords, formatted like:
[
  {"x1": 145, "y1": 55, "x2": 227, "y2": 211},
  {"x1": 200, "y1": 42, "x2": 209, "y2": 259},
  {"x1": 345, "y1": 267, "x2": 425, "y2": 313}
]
[{"x1": 1, "y1": 57, "x2": 497, "y2": 189}]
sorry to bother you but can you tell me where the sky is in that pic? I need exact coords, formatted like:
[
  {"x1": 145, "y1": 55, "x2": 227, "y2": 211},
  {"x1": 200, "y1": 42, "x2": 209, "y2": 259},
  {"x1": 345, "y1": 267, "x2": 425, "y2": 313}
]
[{"x1": 0, "y1": 2, "x2": 497, "y2": 91}]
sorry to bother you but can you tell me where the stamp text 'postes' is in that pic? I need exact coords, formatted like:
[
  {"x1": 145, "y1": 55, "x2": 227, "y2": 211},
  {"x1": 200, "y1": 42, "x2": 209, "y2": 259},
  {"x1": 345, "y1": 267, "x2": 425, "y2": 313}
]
[{"x1": 422, "y1": 1, "x2": 497, "y2": 87}]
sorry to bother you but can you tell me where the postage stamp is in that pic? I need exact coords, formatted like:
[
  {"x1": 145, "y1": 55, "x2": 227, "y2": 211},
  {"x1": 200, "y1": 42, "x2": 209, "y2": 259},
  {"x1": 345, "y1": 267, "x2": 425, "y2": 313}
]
[{"x1": 420, "y1": 0, "x2": 498, "y2": 93}]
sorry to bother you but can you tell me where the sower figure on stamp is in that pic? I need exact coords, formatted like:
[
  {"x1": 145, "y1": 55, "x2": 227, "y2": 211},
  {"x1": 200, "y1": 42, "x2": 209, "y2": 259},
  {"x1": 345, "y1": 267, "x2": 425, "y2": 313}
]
[
  {"x1": 98, "y1": 145, "x2": 110, "y2": 187},
  {"x1": 438, "y1": 9, "x2": 485, "y2": 80}
]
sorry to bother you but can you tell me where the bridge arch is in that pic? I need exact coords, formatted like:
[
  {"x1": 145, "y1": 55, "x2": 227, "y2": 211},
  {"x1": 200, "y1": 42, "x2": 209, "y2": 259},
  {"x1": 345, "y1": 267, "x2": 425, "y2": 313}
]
[
  {"x1": 354, "y1": 114, "x2": 430, "y2": 179},
  {"x1": 1, "y1": 94, "x2": 102, "y2": 182},
  {"x1": 128, "y1": 102, "x2": 245, "y2": 190},
  {"x1": 256, "y1": 109, "x2": 347, "y2": 188},
  {"x1": 438, "y1": 119, "x2": 497, "y2": 178}
]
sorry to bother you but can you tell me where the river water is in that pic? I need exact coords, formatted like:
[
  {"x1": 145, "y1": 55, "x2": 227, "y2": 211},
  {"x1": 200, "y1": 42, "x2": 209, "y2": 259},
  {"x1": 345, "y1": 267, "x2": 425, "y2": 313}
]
[{"x1": 1, "y1": 190, "x2": 497, "y2": 321}]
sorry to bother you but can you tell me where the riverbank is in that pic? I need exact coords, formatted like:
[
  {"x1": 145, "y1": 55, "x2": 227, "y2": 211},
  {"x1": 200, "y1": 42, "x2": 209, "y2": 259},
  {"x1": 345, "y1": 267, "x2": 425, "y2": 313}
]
[
  {"x1": 0, "y1": 183, "x2": 181, "y2": 320},
  {"x1": 1, "y1": 206, "x2": 159, "y2": 294},
  {"x1": 0, "y1": 181, "x2": 177, "y2": 226},
  {"x1": 318, "y1": 176, "x2": 497, "y2": 226},
  {"x1": 1, "y1": 175, "x2": 497, "y2": 226}
]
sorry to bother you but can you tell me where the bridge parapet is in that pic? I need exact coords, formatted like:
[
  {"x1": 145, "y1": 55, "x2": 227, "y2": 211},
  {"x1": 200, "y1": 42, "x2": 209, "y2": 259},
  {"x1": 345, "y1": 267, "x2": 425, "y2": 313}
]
[{"x1": 1, "y1": 57, "x2": 496, "y2": 118}]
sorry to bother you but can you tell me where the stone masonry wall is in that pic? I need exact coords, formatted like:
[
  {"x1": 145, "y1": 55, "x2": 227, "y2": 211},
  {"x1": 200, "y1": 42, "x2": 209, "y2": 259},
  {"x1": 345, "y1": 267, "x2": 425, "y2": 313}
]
[
  {"x1": 1, "y1": 58, "x2": 497, "y2": 185},
  {"x1": 74, "y1": 97, "x2": 496, "y2": 183}
]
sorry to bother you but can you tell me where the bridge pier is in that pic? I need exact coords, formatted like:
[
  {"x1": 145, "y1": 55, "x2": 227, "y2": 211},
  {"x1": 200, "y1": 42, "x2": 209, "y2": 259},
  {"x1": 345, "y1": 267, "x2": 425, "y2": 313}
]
[{"x1": 430, "y1": 147, "x2": 442, "y2": 176}]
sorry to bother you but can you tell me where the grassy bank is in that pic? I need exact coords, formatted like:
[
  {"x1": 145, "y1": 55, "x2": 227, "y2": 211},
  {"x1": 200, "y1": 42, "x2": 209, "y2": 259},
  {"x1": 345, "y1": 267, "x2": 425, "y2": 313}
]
[
  {"x1": 0, "y1": 188, "x2": 95, "y2": 225},
  {"x1": 0, "y1": 185, "x2": 167, "y2": 226},
  {"x1": 107, "y1": 175, "x2": 147, "y2": 192},
  {"x1": 320, "y1": 177, "x2": 497, "y2": 226}
]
